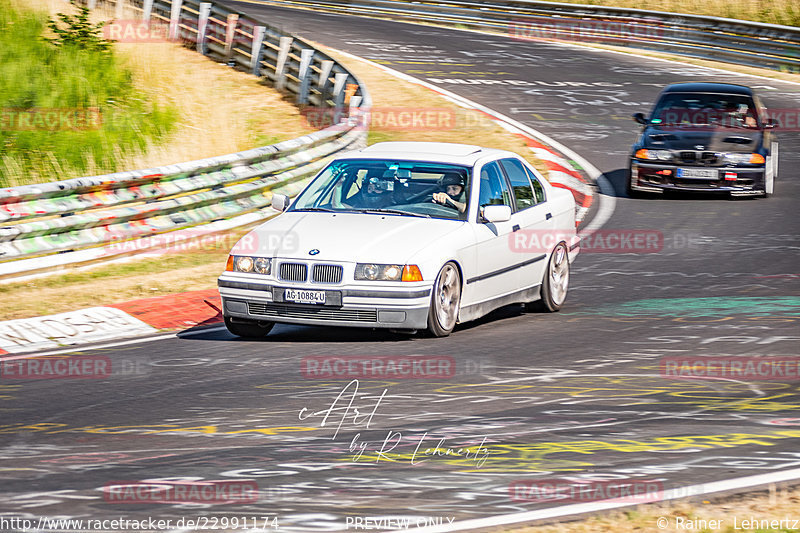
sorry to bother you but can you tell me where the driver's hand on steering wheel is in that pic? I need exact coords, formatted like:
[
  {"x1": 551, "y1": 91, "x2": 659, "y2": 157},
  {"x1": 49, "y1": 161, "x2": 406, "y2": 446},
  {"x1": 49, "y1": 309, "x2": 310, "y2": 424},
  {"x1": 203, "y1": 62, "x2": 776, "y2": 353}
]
[{"x1": 432, "y1": 192, "x2": 451, "y2": 206}]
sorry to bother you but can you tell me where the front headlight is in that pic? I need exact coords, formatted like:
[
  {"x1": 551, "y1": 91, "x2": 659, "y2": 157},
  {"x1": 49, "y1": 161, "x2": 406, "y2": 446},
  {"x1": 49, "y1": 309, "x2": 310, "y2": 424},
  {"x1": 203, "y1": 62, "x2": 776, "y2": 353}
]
[
  {"x1": 721, "y1": 152, "x2": 765, "y2": 165},
  {"x1": 355, "y1": 264, "x2": 422, "y2": 281},
  {"x1": 635, "y1": 149, "x2": 672, "y2": 161},
  {"x1": 226, "y1": 255, "x2": 271, "y2": 275},
  {"x1": 355, "y1": 263, "x2": 404, "y2": 281}
]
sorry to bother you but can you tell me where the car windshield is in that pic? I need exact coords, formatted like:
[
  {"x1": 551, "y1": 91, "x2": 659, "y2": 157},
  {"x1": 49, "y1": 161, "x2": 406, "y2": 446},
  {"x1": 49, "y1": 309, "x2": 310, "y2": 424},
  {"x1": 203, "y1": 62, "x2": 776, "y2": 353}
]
[
  {"x1": 650, "y1": 93, "x2": 759, "y2": 129},
  {"x1": 289, "y1": 159, "x2": 471, "y2": 221}
]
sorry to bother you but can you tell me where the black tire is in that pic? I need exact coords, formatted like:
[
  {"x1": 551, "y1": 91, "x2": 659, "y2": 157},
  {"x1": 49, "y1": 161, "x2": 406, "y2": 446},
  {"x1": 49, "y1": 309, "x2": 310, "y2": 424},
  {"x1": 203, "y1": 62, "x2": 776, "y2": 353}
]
[
  {"x1": 426, "y1": 262, "x2": 461, "y2": 337},
  {"x1": 525, "y1": 242, "x2": 570, "y2": 313},
  {"x1": 626, "y1": 162, "x2": 640, "y2": 198},
  {"x1": 224, "y1": 316, "x2": 274, "y2": 338}
]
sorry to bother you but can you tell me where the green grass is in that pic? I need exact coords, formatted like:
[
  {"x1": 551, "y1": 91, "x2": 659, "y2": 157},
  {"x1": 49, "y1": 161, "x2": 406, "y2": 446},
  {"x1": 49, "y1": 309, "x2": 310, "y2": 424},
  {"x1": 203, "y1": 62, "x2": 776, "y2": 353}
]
[{"x1": 0, "y1": 0, "x2": 177, "y2": 186}]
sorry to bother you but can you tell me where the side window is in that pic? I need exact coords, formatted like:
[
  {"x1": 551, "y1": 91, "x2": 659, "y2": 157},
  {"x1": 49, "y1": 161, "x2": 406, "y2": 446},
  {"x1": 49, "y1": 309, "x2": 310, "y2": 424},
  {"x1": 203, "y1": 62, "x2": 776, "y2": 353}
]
[
  {"x1": 523, "y1": 165, "x2": 546, "y2": 204},
  {"x1": 499, "y1": 158, "x2": 537, "y2": 210},
  {"x1": 478, "y1": 162, "x2": 512, "y2": 210}
]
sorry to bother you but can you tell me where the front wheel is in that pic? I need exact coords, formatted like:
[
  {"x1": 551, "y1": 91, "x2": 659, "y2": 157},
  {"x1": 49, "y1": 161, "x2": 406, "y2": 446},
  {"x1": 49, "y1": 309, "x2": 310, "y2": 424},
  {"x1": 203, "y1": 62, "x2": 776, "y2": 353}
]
[
  {"x1": 224, "y1": 316, "x2": 274, "y2": 338},
  {"x1": 763, "y1": 141, "x2": 778, "y2": 197},
  {"x1": 526, "y1": 242, "x2": 570, "y2": 312},
  {"x1": 427, "y1": 262, "x2": 461, "y2": 337}
]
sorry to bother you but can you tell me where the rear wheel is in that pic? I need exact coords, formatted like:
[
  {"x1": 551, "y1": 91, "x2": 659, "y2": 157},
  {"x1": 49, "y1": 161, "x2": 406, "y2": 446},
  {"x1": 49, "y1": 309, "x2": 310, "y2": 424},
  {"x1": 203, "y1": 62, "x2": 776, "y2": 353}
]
[
  {"x1": 526, "y1": 242, "x2": 570, "y2": 312},
  {"x1": 427, "y1": 262, "x2": 461, "y2": 337},
  {"x1": 224, "y1": 316, "x2": 274, "y2": 338}
]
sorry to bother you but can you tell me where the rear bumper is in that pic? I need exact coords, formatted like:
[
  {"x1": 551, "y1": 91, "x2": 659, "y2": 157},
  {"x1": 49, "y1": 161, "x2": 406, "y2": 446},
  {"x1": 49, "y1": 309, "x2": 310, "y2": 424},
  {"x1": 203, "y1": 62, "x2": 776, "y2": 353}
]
[
  {"x1": 218, "y1": 276, "x2": 431, "y2": 330},
  {"x1": 630, "y1": 160, "x2": 765, "y2": 195}
]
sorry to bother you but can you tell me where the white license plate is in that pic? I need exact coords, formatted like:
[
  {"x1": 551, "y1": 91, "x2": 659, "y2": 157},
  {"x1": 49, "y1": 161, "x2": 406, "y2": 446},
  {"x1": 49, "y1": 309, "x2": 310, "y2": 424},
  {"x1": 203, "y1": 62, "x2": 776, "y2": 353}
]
[
  {"x1": 285, "y1": 289, "x2": 326, "y2": 304},
  {"x1": 677, "y1": 168, "x2": 718, "y2": 179}
]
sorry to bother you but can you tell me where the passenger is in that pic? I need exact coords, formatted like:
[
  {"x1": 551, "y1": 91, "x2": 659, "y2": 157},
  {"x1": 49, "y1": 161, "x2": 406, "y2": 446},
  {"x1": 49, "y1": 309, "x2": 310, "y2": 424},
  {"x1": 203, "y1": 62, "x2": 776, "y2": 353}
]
[{"x1": 334, "y1": 175, "x2": 393, "y2": 209}]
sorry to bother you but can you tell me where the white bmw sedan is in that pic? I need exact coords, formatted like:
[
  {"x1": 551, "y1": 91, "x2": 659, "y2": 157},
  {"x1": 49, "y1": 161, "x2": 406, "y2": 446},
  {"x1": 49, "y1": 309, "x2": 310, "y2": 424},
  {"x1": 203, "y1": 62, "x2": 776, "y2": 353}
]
[{"x1": 218, "y1": 142, "x2": 579, "y2": 338}]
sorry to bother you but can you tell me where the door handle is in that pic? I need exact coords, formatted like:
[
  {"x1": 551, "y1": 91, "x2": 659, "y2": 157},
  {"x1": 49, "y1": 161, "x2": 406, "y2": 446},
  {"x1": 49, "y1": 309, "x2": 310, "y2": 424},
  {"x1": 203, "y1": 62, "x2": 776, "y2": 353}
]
[
  {"x1": 545, "y1": 213, "x2": 552, "y2": 220},
  {"x1": 512, "y1": 224, "x2": 521, "y2": 232}
]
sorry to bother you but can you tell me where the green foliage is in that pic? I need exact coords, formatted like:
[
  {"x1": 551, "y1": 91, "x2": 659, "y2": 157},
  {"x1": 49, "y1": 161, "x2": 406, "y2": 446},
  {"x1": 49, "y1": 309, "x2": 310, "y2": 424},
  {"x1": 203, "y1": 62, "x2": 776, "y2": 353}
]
[
  {"x1": 46, "y1": 0, "x2": 112, "y2": 52},
  {"x1": 0, "y1": 0, "x2": 177, "y2": 186}
]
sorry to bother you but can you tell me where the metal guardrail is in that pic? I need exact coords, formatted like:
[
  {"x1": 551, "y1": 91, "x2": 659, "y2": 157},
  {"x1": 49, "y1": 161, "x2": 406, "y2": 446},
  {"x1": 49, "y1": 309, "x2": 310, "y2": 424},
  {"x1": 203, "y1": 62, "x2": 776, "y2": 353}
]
[
  {"x1": 255, "y1": 0, "x2": 800, "y2": 73},
  {"x1": 0, "y1": 0, "x2": 370, "y2": 279}
]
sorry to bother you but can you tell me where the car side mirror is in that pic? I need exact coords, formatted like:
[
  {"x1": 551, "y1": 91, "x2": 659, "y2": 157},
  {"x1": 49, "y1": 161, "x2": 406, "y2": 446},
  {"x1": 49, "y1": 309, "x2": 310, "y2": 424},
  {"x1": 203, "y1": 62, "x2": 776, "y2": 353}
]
[
  {"x1": 271, "y1": 193, "x2": 290, "y2": 212},
  {"x1": 633, "y1": 112, "x2": 648, "y2": 125},
  {"x1": 764, "y1": 118, "x2": 778, "y2": 129},
  {"x1": 481, "y1": 205, "x2": 511, "y2": 223}
]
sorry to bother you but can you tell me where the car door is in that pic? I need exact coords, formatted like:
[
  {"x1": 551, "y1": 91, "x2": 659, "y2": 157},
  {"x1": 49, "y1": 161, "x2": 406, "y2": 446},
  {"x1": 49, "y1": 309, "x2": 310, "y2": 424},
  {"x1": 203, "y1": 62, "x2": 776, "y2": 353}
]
[
  {"x1": 466, "y1": 160, "x2": 520, "y2": 304},
  {"x1": 498, "y1": 158, "x2": 554, "y2": 290}
]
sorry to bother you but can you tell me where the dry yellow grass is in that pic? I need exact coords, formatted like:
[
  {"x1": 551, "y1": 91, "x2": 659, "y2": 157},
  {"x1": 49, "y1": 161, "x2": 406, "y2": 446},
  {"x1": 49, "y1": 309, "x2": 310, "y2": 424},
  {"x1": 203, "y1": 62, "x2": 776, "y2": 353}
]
[
  {"x1": 0, "y1": 260, "x2": 226, "y2": 320},
  {"x1": 5, "y1": 0, "x2": 316, "y2": 183},
  {"x1": 504, "y1": 483, "x2": 800, "y2": 532},
  {"x1": 546, "y1": 0, "x2": 799, "y2": 26}
]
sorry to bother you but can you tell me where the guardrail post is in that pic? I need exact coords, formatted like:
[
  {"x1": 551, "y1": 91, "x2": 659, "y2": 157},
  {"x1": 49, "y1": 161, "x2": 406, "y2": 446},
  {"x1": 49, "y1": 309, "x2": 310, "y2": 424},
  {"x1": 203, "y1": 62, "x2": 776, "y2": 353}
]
[
  {"x1": 224, "y1": 14, "x2": 239, "y2": 62},
  {"x1": 317, "y1": 60, "x2": 334, "y2": 105},
  {"x1": 274, "y1": 36, "x2": 294, "y2": 91},
  {"x1": 332, "y1": 72, "x2": 348, "y2": 123},
  {"x1": 169, "y1": 0, "x2": 184, "y2": 41},
  {"x1": 296, "y1": 49, "x2": 315, "y2": 105},
  {"x1": 115, "y1": 0, "x2": 125, "y2": 19},
  {"x1": 196, "y1": 2, "x2": 212, "y2": 55},
  {"x1": 142, "y1": 0, "x2": 153, "y2": 22},
  {"x1": 250, "y1": 26, "x2": 266, "y2": 76}
]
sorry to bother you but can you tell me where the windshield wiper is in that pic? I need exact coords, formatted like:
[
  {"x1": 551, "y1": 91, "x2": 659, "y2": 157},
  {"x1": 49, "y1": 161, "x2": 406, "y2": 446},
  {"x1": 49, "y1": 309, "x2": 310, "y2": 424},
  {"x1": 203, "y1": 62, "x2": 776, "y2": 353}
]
[
  {"x1": 351, "y1": 208, "x2": 431, "y2": 218},
  {"x1": 292, "y1": 207, "x2": 337, "y2": 212}
]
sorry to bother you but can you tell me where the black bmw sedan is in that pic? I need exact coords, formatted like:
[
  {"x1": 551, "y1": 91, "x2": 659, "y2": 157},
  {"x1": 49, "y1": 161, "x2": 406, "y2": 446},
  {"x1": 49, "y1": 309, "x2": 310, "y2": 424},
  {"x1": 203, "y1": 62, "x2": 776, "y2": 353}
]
[{"x1": 629, "y1": 82, "x2": 778, "y2": 198}]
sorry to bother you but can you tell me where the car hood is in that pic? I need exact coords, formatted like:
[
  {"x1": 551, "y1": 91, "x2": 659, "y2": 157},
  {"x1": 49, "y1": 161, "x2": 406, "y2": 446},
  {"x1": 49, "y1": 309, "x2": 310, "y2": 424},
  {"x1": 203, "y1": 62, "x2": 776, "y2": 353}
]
[
  {"x1": 643, "y1": 126, "x2": 762, "y2": 152},
  {"x1": 232, "y1": 211, "x2": 464, "y2": 263}
]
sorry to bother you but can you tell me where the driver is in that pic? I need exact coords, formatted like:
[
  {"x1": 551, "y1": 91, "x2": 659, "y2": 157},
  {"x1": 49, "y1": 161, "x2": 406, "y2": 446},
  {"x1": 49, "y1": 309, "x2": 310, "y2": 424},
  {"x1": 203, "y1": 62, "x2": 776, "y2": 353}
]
[{"x1": 432, "y1": 173, "x2": 466, "y2": 213}]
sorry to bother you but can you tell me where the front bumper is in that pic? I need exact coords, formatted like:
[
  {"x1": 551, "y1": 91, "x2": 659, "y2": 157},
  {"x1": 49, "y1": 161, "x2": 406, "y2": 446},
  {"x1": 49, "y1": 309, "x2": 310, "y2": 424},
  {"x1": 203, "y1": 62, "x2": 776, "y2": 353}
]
[
  {"x1": 630, "y1": 161, "x2": 765, "y2": 196},
  {"x1": 218, "y1": 275, "x2": 432, "y2": 330}
]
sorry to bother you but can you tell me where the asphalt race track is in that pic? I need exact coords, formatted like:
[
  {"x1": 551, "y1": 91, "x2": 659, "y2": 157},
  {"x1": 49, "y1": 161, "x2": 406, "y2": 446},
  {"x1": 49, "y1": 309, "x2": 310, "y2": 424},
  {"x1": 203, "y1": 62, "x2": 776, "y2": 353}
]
[{"x1": 2, "y1": 4, "x2": 800, "y2": 531}]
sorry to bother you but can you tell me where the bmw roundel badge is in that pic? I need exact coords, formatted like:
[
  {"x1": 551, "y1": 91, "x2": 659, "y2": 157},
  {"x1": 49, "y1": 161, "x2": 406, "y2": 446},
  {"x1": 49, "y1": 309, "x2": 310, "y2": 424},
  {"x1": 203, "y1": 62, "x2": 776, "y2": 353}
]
[{"x1": 309, "y1": 249, "x2": 320, "y2": 256}]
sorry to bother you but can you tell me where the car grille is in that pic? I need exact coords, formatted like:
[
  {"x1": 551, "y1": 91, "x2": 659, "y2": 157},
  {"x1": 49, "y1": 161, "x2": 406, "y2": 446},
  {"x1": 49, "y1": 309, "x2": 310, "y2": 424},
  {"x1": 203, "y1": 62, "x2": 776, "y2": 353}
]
[
  {"x1": 279, "y1": 262, "x2": 307, "y2": 282},
  {"x1": 312, "y1": 264, "x2": 343, "y2": 284},
  {"x1": 677, "y1": 151, "x2": 719, "y2": 165},
  {"x1": 248, "y1": 302, "x2": 377, "y2": 322}
]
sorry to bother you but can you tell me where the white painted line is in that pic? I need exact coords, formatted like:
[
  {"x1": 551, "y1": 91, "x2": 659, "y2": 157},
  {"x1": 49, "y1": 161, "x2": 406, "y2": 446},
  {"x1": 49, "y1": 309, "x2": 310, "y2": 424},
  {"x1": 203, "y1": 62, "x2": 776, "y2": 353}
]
[
  {"x1": 0, "y1": 307, "x2": 157, "y2": 354},
  {"x1": 293, "y1": 0, "x2": 800, "y2": 88},
  {"x1": 397, "y1": 467, "x2": 800, "y2": 532},
  {"x1": 0, "y1": 325, "x2": 227, "y2": 361}
]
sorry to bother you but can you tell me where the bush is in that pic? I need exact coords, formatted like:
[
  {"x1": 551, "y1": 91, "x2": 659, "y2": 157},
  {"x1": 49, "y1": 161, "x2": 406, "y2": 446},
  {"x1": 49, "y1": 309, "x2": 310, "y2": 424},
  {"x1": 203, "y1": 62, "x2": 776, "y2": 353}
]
[
  {"x1": 0, "y1": 0, "x2": 176, "y2": 186},
  {"x1": 46, "y1": 0, "x2": 112, "y2": 52}
]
